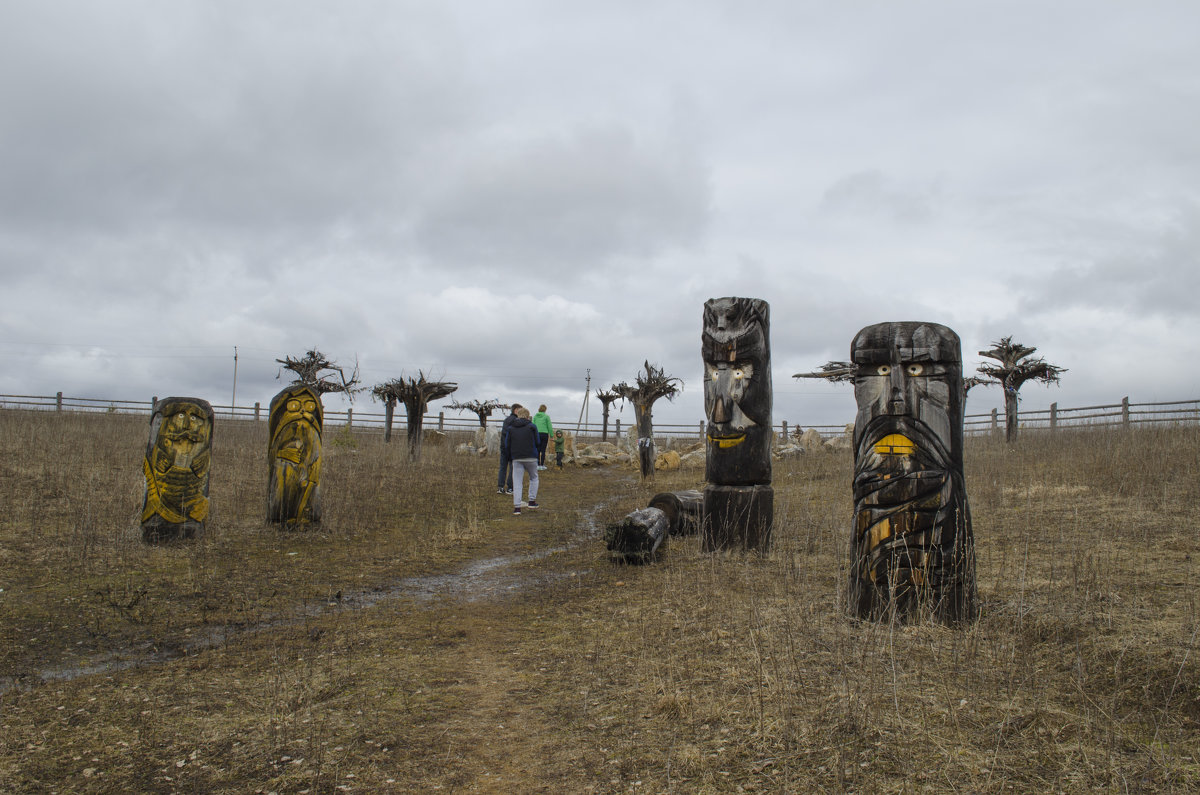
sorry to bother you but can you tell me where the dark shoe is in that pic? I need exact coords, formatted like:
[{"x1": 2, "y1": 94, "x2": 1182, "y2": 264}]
[
  {"x1": 528, "y1": 501, "x2": 539, "y2": 509},
  {"x1": 497, "y1": 488, "x2": 505, "y2": 494},
  {"x1": 513, "y1": 507, "x2": 521, "y2": 515}
]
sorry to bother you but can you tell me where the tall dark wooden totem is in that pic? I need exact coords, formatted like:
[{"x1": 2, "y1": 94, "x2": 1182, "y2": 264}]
[
  {"x1": 701, "y1": 297, "x2": 773, "y2": 551},
  {"x1": 267, "y1": 384, "x2": 323, "y2": 528},
  {"x1": 849, "y1": 321, "x2": 977, "y2": 623},
  {"x1": 141, "y1": 397, "x2": 214, "y2": 542}
]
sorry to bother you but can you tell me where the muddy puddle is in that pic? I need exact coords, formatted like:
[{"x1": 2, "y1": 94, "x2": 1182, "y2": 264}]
[{"x1": 1, "y1": 498, "x2": 615, "y2": 694}]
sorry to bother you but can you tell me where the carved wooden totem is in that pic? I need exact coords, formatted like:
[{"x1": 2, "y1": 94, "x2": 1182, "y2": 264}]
[
  {"x1": 701, "y1": 297, "x2": 773, "y2": 551},
  {"x1": 850, "y1": 321, "x2": 977, "y2": 623},
  {"x1": 267, "y1": 385, "x2": 323, "y2": 528},
  {"x1": 141, "y1": 397, "x2": 214, "y2": 542}
]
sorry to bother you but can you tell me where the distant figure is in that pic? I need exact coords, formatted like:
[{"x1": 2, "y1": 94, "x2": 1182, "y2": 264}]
[
  {"x1": 553, "y1": 429, "x2": 565, "y2": 469},
  {"x1": 533, "y1": 404, "x2": 554, "y2": 470},
  {"x1": 497, "y1": 403, "x2": 521, "y2": 494},
  {"x1": 506, "y1": 407, "x2": 540, "y2": 515}
]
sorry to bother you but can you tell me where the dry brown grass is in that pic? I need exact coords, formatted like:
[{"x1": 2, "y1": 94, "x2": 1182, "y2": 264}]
[{"x1": 1, "y1": 409, "x2": 1198, "y2": 792}]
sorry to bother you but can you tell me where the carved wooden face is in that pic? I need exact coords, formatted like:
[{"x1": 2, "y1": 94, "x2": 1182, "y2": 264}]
[
  {"x1": 269, "y1": 386, "x2": 323, "y2": 467},
  {"x1": 150, "y1": 399, "x2": 213, "y2": 472},
  {"x1": 851, "y1": 321, "x2": 963, "y2": 471},
  {"x1": 702, "y1": 297, "x2": 771, "y2": 484}
]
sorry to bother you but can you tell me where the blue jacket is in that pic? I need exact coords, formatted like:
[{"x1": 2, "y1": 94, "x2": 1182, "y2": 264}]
[{"x1": 505, "y1": 417, "x2": 540, "y2": 460}]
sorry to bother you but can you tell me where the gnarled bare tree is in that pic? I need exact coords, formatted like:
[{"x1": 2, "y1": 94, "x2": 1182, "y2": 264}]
[
  {"x1": 276, "y1": 349, "x2": 361, "y2": 396},
  {"x1": 372, "y1": 373, "x2": 458, "y2": 460},
  {"x1": 612, "y1": 361, "x2": 683, "y2": 481},
  {"x1": 977, "y1": 336, "x2": 1065, "y2": 442},
  {"x1": 594, "y1": 388, "x2": 621, "y2": 441},
  {"x1": 447, "y1": 399, "x2": 508, "y2": 428}
]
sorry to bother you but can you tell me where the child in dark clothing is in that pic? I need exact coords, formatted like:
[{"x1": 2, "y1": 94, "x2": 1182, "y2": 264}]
[{"x1": 553, "y1": 429, "x2": 565, "y2": 469}]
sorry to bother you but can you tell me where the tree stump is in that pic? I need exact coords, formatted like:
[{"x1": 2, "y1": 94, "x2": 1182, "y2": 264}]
[
  {"x1": 648, "y1": 490, "x2": 703, "y2": 536},
  {"x1": 849, "y1": 321, "x2": 977, "y2": 624},
  {"x1": 267, "y1": 385, "x2": 323, "y2": 528},
  {"x1": 141, "y1": 397, "x2": 213, "y2": 542},
  {"x1": 604, "y1": 507, "x2": 669, "y2": 564}
]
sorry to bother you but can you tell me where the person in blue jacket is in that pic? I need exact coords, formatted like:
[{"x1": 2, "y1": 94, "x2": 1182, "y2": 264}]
[
  {"x1": 505, "y1": 406, "x2": 541, "y2": 515},
  {"x1": 497, "y1": 403, "x2": 522, "y2": 494}
]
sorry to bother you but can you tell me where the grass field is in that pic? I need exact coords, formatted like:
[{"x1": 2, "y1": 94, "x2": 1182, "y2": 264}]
[{"x1": 1, "y1": 408, "x2": 1198, "y2": 793}]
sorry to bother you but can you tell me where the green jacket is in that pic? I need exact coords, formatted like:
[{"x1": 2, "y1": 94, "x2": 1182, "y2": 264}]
[{"x1": 533, "y1": 411, "x2": 553, "y2": 436}]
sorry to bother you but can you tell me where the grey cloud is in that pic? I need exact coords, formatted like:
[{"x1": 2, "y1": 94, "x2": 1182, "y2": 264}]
[
  {"x1": 413, "y1": 123, "x2": 710, "y2": 274},
  {"x1": 820, "y1": 170, "x2": 940, "y2": 224}
]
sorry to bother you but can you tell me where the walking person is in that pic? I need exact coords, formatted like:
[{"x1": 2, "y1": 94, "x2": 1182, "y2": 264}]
[
  {"x1": 553, "y1": 429, "x2": 565, "y2": 469},
  {"x1": 497, "y1": 403, "x2": 522, "y2": 494},
  {"x1": 506, "y1": 407, "x2": 540, "y2": 515},
  {"x1": 533, "y1": 404, "x2": 554, "y2": 470}
]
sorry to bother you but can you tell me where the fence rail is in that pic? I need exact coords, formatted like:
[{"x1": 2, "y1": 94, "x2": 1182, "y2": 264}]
[{"x1": 2, "y1": 392, "x2": 1198, "y2": 441}]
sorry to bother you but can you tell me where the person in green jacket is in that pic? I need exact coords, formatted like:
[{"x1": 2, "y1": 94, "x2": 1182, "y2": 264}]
[
  {"x1": 553, "y1": 429, "x2": 565, "y2": 469},
  {"x1": 532, "y1": 404, "x2": 554, "y2": 470}
]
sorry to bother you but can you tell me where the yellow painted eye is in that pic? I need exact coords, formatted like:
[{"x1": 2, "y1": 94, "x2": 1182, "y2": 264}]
[
  {"x1": 287, "y1": 399, "x2": 301, "y2": 412},
  {"x1": 877, "y1": 365, "x2": 891, "y2": 376},
  {"x1": 304, "y1": 401, "x2": 317, "y2": 412},
  {"x1": 907, "y1": 364, "x2": 924, "y2": 376}
]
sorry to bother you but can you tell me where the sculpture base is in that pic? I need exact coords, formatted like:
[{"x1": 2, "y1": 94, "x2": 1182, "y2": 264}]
[
  {"x1": 141, "y1": 517, "x2": 202, "y2": 543},
  {"x1": 702, "y1": 484, "x2": 773, "y2": 552}
]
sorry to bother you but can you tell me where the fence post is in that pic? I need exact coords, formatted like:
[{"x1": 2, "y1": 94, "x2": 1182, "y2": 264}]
[
  {"x1": 56, "y1": 391, "x2": 63, "y2": 411},
  {"x1": 1050, "y1": 402, "x2": 1058, "y2": 431},
  {"x1": 781, "y1": 420, "x2": 788, "y2": 441},
  {"x1": 254, "y1": 402, "x2": 261, "y2": 421},
  {"x1": 991, "y1": 408, "x2": 998, "y2": 435},
  {"x1": 438, "y1": 411, "x2": 445, "y2": 431},
  {"x1": 1122, "y1": 396, "x2": 1130, "y2": 428},
  {"x1": 615, "y1": 419, "x2": 621, "y2": 439},
  {"x1": 699, "y1": 421, "x2": 705, "y2": 441},
  {"x1": 151, "y1": 395, "x2": 157, "y2": 409},
  {"x1": 347, "y1": 408, "x2": 353, "y2": 428}
]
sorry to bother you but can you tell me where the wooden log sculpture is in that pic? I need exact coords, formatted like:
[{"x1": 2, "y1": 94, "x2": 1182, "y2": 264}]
[
  {"x1": 267, "y1": 384, "x2": 323, "y2": 528},
  {"x1": 604, "y1": 507, "x2": 669, "y2": 564},
  {"x1": 849, "y1": 321, "x2": 977, "y2": 623},
  {"x1": 701, "y1": 297, "x2": 773, "y2": 551},
  {"x1": 141, "y1": 397, "x2": 214, "y2": 542},
  {"x1": 648, "y1": 490, "x2": 703, "y2": 536}
]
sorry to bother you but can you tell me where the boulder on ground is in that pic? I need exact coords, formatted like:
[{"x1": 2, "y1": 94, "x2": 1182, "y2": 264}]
[
  {"x1": 655, "y1": 450, "x2": 681, "y2": 471},
  {"x1": 679, "y1": 448, "x2": 706, "y2": 468}
]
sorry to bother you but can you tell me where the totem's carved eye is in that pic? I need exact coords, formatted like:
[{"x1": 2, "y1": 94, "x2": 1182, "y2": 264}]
[
  {"x1": 710, "y1": 369, "x2": 720, "y2": 381},
  {"x1": 733, "y1": 369, "x2": 744, "y2": 380},
  {"x1": 877, "y1": 365, "x2": 891, "y2": 376},
  {"x1": 906, "y1": 364, "x2": 924, "y2": 376},
  {"x1": 176, "y1": 413, "x2": 186, "y2": 423},
  {"x1": 287, "y1": 399, "x2": 301, "y2": 412},
  {"x1": 303, "y1": 400, "x2": 317, "y2": 412}
]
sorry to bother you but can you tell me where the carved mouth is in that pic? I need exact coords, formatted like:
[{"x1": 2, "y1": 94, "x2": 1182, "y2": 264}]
[
  {"x1": 872, "y1": 433, "x2": 917, "y2": 456},
  {"x1": 707, "y1": 433, "x2": 747, "y2": 448}
]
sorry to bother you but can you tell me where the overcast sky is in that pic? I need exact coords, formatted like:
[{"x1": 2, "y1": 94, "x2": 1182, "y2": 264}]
[{"x1": 2, "y1": 1, "x2": 1198, "y2": 432}]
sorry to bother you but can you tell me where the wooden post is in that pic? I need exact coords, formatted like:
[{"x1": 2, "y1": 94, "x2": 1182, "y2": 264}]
[
  {"x1": 991, "y1": 408, "x2": 999, "y2": 434},
  {"x1": 615, "y1": 419, "x2": 621, "y2": 438},
  {"x1": 781, "y1": 420, "x2": 788, "y2": 441},
  {"x1": 347, "y1": 408, "x2": 353, "y2": 427},
  {"x1": 254, "y1": 402, "x2": 261, "y2": 421},
  {"x1": 1122, "y1": 396, "x2": 1130, "y2": 428},
  {"x1": 698, "y1": 421, "x2": 704, "y2": 441},
  {"x1": 1050, "y1": 402, "x2": 1058, "y2": 431},
  {"x1": 438, "y1": 411, "x2": 444, "y2": 431},
  {"x1": 56, "y1": 391, "x2": 63, "y2": 411}
]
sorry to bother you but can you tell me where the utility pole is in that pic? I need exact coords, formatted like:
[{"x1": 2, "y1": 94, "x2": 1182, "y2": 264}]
[
  {"x1": 576, "y1": 368, "x2": 591, "y2": 434},
  {"x1": 231, "y1": 346, "x2": 238, "y2": 419}
]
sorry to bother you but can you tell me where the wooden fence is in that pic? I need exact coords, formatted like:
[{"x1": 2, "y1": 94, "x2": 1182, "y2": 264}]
[{"x1": 1, "y1": 392, "x2": 1197, "y2": 441}]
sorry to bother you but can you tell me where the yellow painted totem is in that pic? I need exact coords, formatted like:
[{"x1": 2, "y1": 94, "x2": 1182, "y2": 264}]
[
  {"x1": 267, "y1": 384, "x2": 323, "y2": 527},
  {"x1": 141, "y1": 397, "x2": 214, "y2": 542}
]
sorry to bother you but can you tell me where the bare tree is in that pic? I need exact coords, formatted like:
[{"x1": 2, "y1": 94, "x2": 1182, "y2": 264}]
[
  {"x1": 447, "y1": 399, "x2": 509, "y2": 428},
  {"x1": 372, "y1": 373, "x2": 458, "y2": 460},
  {"x1": 594, "y1": 388, "x2": 621, "y2": 441},
  {"x1": 611, "y1": 361, "x2": 683, "y2": 481},
  {"x1": 792, "y1": 361, "x2": 856, "y2": 383},
  {"x1": 276, "y1": 349, "x2": 361, "y2": 397},
  {"x1": 977, "y1": 336, "x2": 1065, "y2": 442}
]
